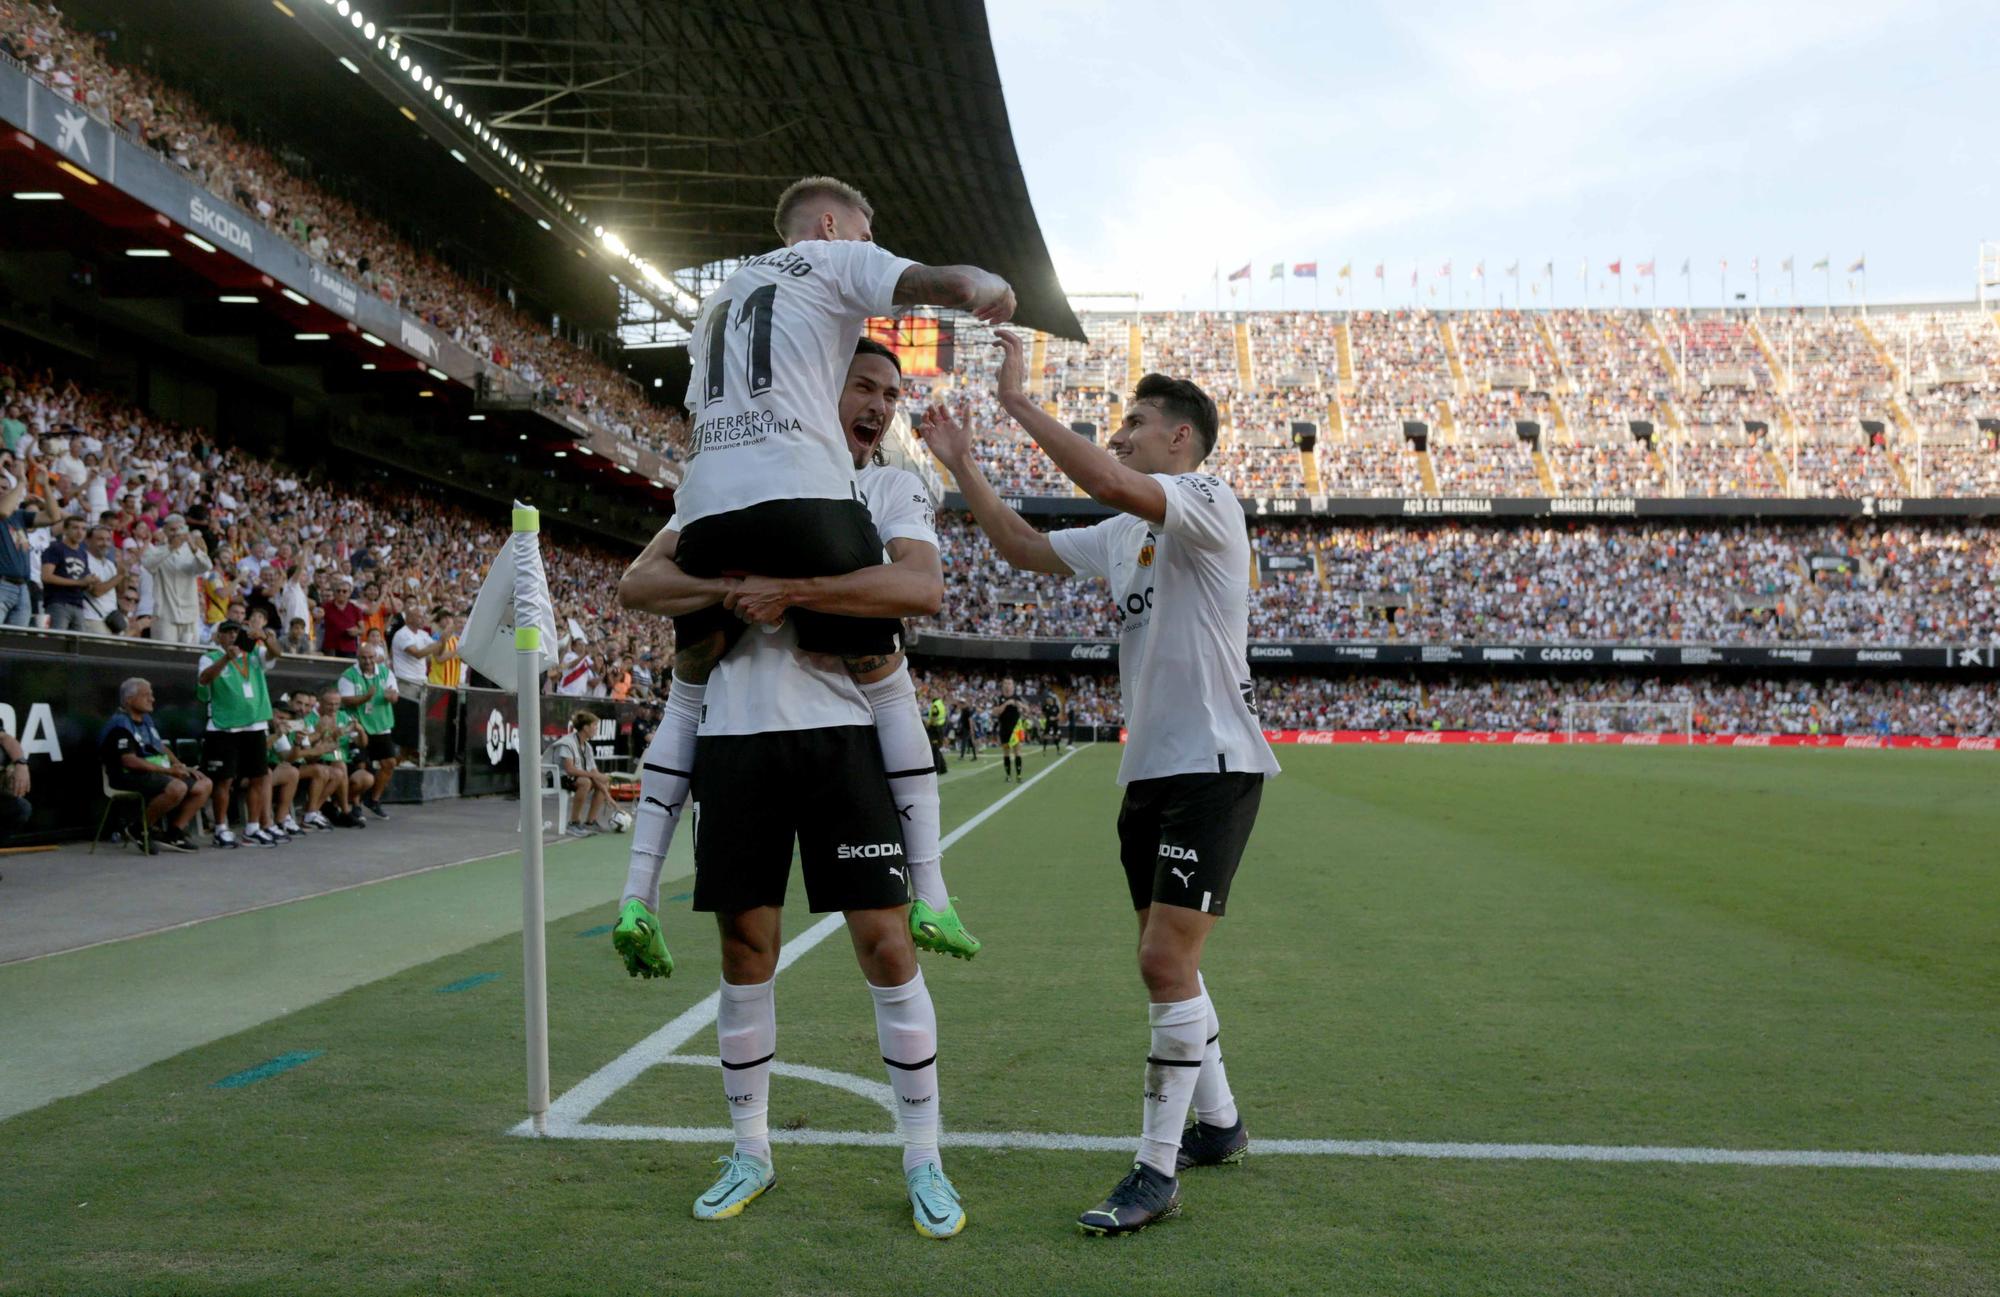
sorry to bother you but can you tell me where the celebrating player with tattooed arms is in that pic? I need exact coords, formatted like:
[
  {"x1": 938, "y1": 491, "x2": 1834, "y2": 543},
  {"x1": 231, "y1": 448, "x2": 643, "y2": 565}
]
[
  {"x1": 608, "y1": 174, "x2": 1006, "y2": 978},
  {"x1": 613, "y1": 339, "x2": 976, "y2": 1237},
  {"x1": 922, "y1": 329, "x2": 1279, "y2": 1236}
]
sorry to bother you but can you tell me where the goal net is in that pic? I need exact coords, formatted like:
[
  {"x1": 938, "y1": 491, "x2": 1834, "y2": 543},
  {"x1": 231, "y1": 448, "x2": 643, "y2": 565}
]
[{"x1": 1559, "y1": 699, "x2": 1694, "y2": 740}]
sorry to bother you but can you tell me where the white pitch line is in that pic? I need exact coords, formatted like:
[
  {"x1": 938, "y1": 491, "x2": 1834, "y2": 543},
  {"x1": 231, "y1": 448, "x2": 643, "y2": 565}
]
[
  {"x1": 530, "y1": 1121, "x2": 2000, "y2": 1172},
  {"x1": 512, "y1": 746, "x2": 1084, "y2": 1138}
]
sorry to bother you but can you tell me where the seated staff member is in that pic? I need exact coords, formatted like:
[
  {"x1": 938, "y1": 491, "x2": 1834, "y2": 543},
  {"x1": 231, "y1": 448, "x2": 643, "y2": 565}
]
[
  {"x1": 319, "y1": 686, "x2": 377, "y2": 824},
  {"x1": 197, "y1": 618, "x2": 283, "y2": 848},
  {"x1": 98, "y1": 676, "x2": 211, "y2": 853},
  {"x1": 0, "y1": 727, "x2": 28, "y2": 847},
  {"x1": 260, "y1": 712, "x2": 306, "y2": 839},
  {"x1": 551, "y1": 709, "x2": 617, "y2": 838},
  {"x1": 282, "y1": 691, "x2": 342, "y2": 830},
  {"x1": 300, "y1": 689, "x2": 366, "y2": 829}
]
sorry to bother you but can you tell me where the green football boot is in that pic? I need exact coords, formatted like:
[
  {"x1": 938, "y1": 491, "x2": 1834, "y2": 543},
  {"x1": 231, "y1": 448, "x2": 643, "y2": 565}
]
[
  {"x1": 910, "y1": 898, "x2": 982, "y2": 960},
  {"x1": 612, "y1": 898, "x2": 674, "y2": 979},
  {"x1": 691, "y1": 1152, "x2": 775, "y2": 1221},
  {"x1": 906, "y1": 1161, "x2": 967, "y2": 1239}
]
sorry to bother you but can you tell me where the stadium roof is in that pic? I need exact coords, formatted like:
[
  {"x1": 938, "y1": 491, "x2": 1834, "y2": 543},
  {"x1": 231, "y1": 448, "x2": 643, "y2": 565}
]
[{"x1": 369, "y1": 0, "x2": 1084, "y2": 340}]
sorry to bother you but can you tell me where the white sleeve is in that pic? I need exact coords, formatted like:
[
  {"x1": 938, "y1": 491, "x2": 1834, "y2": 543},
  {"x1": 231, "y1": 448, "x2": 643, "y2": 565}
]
[
  {"x1": 1046, "y1": 518, "x2": 1120, "y2": 582},
  {"x1": 818, "y1": 240, "x2": 916, "y2": 318},
  {"x1": 337, "y1": 672, "x2": 360, "y2": 699},
  {"x1": 866, "y1": 469, "x2": 937, "y2": 548},
  {"x1": 1157, "y1": 473, "x2": 1239, "y2": 552}
]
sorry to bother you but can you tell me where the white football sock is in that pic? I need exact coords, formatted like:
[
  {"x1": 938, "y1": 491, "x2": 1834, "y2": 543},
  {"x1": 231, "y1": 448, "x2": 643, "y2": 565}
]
[
  {"x1": 1137, "y1": 994, "x2": 1207, "y2": 1176},
  {"x1": 716, "y1": 976, "x2": 775, "y2": 1165},
  {"x1": 621, "y1": 675, "x2": 703, "y2": 909},
  {"x1": 869, "y1": 969, "x2": 941, "y2": 1173},
  {"x1": 1192, "y1": 973, "x2": 1239, "y2": 1128},
  {"x1": 859, "y1": 666, "x2": 946, "y2": 910}
]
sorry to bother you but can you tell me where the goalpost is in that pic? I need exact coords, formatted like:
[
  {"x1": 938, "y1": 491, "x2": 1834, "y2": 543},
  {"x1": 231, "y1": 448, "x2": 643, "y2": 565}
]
[{"x1": 1559, "y1": 700, "x2": 1694, "y2": 741}]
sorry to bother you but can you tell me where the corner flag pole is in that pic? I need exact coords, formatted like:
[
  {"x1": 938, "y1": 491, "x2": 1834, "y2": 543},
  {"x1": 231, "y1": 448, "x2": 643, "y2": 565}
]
[
  {"x1": 512, "y1": 505, "x2": 550, "y2": 1132},
  {"x1": 454, "y1": 499, "x2": 558, "y2": 1131}
]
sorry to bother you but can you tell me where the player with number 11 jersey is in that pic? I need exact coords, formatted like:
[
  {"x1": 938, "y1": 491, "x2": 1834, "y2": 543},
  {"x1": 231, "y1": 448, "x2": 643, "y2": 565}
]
[{"x1": 671, "y1": 175, "x2": 1016, "y2": 662}]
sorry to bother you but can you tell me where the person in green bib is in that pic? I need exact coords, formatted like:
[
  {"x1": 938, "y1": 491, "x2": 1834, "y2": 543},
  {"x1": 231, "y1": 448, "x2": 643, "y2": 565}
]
[
  {"x1": 196, "y1": 618, "x2": 283, "y2": 848},
  {"x1": 281, "y1": 691, "x2": 343, "y2": 830},
  {"x1": 336, "y1": 640, "x2": 399, "y2": 819},
  {"x1": 316, "y1": 686, "x2": 373, "y2": 826}
]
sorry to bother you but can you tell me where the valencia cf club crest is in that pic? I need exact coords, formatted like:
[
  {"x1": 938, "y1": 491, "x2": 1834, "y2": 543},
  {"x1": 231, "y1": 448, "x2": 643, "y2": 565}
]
[{"x1": 1137, "y1": 539, "x2": 1156, "y2": 568}]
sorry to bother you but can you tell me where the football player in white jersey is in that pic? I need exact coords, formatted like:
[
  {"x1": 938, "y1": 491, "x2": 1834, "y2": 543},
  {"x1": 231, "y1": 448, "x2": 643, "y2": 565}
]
[
  {"x1": 616, "y1": 339, "x2": 979, "y2": 968},
  {"x1": 611, "y1": 340, "x2": 972, "y2": 1236},
  {"x1": 668, "y1": 175, "x2": 1012, "y2": 673},
  {"x1": 922, "y1": 330, "x2": 1280, "y2": 1237}
]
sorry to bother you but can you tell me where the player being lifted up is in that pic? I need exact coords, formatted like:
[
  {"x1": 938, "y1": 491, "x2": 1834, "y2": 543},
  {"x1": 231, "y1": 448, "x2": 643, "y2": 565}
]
[
  {"x1": 615, "y1": 339, "x2": 982, "y2": 974},
  {"x1": 666, "y1": 173, "x2": 1011, "y2": 675},
  {"x1": 922, "y1": 330, "x2": 1279, "y2": 1237},
  {"x1": 604, "y1": 176, "x2": 1007, "y2": 978},
  {"x1": 613, "y1": 338, "x2": 975, "y2": 1237}
]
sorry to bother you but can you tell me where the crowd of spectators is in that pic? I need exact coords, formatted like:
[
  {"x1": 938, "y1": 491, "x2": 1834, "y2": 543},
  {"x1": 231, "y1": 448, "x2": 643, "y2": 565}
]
[
  {"x1": 0, "y1": 0, "x2": 678, "y2": 460},
  {"x1": 917, "y1": 514, "x2": 2000, "y2": 646},
  {"x1": 1246, "y1": 671, "x2": 1998, "y2": 736},
  {"x1": 0, "y1": 357, "x2": 673, "y2": 697},
  {"x1": 1767, "y1": 314, "x2": 1893, "y2": 430},
  {"x1": 1344, "y1": 310, "x2": 1452, "y2": 436},
  {"x1": 902, "y1": 665, "x2": 1997, "y2": 737},
  {"x1": 995, "y1": 309, "x2": 1997, "y2": 501}
]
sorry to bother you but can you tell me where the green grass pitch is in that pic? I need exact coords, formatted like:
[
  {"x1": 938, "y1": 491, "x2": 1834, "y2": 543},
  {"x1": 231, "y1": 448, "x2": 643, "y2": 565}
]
[{"x1": 5, "y1": 744, "x2": 1999, "y2": 1295}]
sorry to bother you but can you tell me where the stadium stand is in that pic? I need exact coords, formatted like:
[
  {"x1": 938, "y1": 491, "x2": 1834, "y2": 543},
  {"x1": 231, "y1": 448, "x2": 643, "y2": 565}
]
[
  {"x1": 1003, "y1": 306, "x2": 1998, "y2": 501},
  {"x1": 918, "y1": 515, "x2": 2000, "y2": 645},
  {"x1": 0, "y1": 354, "x2": 673, "y2": 692},
  {"x1": 0, "y1": 0, "x2": 679, "y2": 460},
  {"x1": 909, "y1": 666, "x2": 1999, "y2": 738}
]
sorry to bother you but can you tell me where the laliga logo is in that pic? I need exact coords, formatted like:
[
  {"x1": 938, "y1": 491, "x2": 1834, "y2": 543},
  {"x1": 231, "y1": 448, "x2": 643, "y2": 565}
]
[{"x1": 484, "y1": 708, "x2": 520, "y2": 765}]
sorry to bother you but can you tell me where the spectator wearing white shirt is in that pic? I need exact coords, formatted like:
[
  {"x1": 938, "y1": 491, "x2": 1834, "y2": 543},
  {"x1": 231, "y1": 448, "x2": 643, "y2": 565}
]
[
  {"x1": 78, "y1": 524, "x2": 126, "y2": 635},
  {"x1": 390, "y1": 606, "x2": 449, "y2": 757},
  {"x1": 277, "y1": 565, "x2": 312, "y2": 642},
  {"x1": 141, "y1": 513, "x2": 209, "y2": 643}
]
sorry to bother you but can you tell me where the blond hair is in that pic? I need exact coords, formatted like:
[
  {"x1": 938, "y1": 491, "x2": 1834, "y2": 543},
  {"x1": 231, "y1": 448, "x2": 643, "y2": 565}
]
[{"x1": 774, "y1": 175, "x2": 873, "y2": 241}]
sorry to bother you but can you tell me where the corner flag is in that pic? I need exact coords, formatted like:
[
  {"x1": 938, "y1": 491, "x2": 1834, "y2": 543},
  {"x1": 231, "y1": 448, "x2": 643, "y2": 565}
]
[
  {"x1": 460, "y1": 503, "x2": 560, "y2": 1130},
  {"x1": 460, "y1": 503, "x2": 558, "y2": 691}
]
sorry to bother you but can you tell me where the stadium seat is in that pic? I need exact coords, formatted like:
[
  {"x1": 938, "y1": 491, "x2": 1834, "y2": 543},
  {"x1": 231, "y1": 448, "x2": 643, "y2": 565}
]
[{"x1": 90, "y1": 771, "x2": 147, "y2": 856}]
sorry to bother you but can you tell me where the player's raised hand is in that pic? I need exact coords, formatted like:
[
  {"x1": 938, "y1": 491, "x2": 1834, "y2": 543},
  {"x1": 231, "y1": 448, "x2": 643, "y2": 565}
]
[
  {"x1": 968, "y1": 271, "x2": 1016, "y2": 324},
  {"x1": 919, "y1": 405, "x2": 974, "y2": 468},
  {"x1": 993, "y1": 329, "x2": 1027, "y2": 403}
]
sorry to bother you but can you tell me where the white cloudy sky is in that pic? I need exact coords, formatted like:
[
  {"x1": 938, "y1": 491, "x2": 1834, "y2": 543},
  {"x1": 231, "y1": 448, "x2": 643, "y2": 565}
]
[{"x1": 986, "y1": 0, "x2": 1999, "y2": 310}]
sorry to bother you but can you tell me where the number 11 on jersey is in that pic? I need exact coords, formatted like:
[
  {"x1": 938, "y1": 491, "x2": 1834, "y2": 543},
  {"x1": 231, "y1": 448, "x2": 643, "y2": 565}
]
[{"x1": 701, "y1": 284, "x2": 779, "y2": 405}]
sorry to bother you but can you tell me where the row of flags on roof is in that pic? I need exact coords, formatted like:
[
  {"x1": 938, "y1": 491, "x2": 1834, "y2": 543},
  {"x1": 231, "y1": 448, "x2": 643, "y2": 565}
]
[{"x1": 1219, "y1": 256, "x2": 1866, "y2": 283}]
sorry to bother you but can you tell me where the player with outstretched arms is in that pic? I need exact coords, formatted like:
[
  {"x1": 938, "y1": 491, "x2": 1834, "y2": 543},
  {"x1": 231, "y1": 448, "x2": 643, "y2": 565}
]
[
  {"x1": 668, "y1": 176, "x2": 1011, "y2": 675},
  {"x1": 922, "y1": 329, "x2": 1280, "y2": 1236}
]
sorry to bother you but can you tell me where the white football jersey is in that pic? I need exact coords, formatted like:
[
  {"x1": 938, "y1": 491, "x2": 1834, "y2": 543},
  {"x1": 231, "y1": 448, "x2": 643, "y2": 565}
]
[
  {"x1": 680, "y1": 464, "x2": 929, "y2": 739},
  {"x1": 857, "y1": 463, "x2": 938, "y2": 552},
  {"x1": 675, "y1": 240, "x2": 915, "y2": 528},
  {"x1": 1048, "y1": 473, "x2": 1281, "y2": 785},
  {"x1": 697, "y1": 617, "x2": 871, "y2": 737}
]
